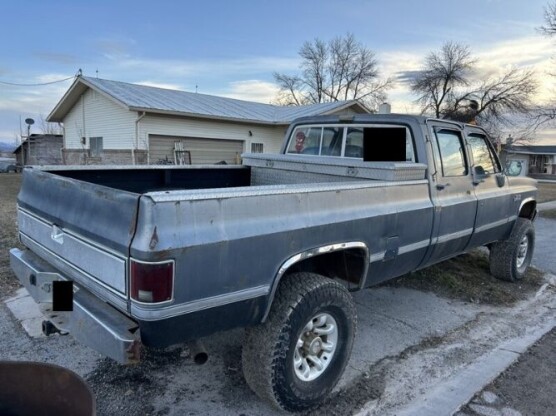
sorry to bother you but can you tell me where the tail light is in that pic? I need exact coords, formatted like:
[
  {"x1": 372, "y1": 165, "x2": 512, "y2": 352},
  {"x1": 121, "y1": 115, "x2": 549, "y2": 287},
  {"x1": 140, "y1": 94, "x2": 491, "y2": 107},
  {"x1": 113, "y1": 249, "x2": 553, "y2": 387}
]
[{"x1": 130, "y1": 259, "x2": 174, "y2": 303}]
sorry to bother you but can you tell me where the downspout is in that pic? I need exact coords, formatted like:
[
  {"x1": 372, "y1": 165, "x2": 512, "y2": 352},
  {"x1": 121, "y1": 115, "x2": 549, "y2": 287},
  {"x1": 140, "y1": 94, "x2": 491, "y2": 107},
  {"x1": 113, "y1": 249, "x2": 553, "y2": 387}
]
[
  {"x1": 81, "y1": 95, "x2": 87, "y2": 164},
  {"x1": 61, "y1": 123, "x2": 66, "y2": 165},
  {"x1": 134, "y1": 111, "x2": 146, "y2": 165}
]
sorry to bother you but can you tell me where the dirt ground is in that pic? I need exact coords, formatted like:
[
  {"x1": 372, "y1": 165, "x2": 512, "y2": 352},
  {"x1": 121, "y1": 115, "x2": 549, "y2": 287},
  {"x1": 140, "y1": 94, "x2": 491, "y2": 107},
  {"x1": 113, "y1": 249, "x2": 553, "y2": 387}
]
[{"x1": 387, "y1": 250, "x2": 545, "y2": 306}]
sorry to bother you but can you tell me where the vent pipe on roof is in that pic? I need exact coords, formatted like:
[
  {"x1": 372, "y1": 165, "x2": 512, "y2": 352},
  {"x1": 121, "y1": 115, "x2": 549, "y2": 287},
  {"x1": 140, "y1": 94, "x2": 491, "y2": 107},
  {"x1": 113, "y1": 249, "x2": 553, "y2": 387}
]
[{"x1": 378, "y1": 103, "x2": 391, "y2": 114}]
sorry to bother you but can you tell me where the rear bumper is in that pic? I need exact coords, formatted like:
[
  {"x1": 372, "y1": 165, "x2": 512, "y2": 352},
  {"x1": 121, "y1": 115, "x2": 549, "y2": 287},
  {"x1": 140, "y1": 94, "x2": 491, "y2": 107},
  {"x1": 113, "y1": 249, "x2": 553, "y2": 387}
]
[{"x1": 9, "y1": 248, "x2": 141, "y2": 364}]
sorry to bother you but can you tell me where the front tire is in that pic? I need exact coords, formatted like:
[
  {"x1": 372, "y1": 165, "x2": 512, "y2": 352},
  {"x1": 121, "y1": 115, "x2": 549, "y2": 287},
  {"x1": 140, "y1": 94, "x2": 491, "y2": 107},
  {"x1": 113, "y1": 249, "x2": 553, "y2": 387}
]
[
  {"x1": 242, "y1": 273, "x2": 356, "y2": 412},
  {"x1": 489, "y1": 218, "x2": 535, "y2": 282}
]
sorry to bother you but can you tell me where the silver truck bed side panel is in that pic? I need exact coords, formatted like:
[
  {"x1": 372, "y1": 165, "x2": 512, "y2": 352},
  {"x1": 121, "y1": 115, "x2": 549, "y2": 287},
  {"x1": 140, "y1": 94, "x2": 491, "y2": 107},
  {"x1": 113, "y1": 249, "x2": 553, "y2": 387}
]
[{"x1": 130, "y1": 179, "x2": 433, "y2": 319}]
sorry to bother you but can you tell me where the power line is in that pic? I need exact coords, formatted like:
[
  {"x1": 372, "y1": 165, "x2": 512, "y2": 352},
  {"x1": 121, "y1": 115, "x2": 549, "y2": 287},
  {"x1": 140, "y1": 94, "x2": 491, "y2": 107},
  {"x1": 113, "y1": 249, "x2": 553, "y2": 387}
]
[{"x1": 0, "y1": 75, "x2": 75, "y2": 87}]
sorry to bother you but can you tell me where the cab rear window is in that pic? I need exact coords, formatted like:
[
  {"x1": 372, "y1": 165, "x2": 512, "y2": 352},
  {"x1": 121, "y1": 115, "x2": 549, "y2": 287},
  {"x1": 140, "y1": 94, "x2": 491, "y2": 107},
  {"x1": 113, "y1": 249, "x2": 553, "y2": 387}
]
[{"x1": 286, "y1": 124, "x2": 415, "y2": 162}]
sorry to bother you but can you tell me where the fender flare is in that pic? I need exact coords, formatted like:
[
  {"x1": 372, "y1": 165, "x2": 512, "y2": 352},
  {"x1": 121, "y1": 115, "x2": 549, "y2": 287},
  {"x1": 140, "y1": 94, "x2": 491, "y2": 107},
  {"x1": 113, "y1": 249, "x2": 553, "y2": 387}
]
[{"x1": 261, "y1": 241, "x2": 369, "y2": 322}]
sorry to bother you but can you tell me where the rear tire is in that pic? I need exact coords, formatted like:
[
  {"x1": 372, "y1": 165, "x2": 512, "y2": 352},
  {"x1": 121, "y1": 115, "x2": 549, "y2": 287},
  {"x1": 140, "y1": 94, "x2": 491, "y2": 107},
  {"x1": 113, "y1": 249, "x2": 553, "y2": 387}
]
[
  {"x1": 242, "y1": 273, "x2": 356, "y2": 412},
  {"x1": 489, "y1": 218, "x2": 535, "y2": 282}
]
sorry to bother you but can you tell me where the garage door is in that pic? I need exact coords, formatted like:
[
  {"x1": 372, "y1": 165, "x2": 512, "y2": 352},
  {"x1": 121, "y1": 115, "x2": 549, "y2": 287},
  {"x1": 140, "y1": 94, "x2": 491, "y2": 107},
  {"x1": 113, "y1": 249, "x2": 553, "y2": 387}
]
[{"x1": 149, "y1": 135, "x2": 244, "y2": 165}]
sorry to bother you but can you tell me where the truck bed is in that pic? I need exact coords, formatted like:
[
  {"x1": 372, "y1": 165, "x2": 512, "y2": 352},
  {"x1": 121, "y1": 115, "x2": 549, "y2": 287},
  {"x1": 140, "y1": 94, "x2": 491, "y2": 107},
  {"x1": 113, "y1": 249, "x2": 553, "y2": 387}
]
[{"x1": 39, "y1": 154, "x2": 428, "y2": 194}]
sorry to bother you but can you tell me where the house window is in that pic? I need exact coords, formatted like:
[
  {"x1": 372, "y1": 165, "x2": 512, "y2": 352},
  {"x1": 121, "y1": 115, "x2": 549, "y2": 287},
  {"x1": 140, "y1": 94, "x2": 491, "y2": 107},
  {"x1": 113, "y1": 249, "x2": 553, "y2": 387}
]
[
  {"x1": 89, "y1": 137, "x2": 103, "y2": 157},
  {"x1": 251, "y1": 143, "x2": 264, "y2": 153}
]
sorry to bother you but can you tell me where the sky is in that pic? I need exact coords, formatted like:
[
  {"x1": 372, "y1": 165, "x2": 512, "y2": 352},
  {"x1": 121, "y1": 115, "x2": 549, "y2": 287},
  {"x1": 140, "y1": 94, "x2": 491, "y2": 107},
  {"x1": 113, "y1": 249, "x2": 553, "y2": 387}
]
[{"x1": 1, "y1": 0, "x2": 555, "y2": 146}]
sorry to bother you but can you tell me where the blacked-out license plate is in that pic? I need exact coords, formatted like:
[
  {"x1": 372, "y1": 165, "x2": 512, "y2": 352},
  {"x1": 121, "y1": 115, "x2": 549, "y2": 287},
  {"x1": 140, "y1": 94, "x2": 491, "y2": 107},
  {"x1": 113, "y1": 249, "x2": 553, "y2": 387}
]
[{"x1": 52, "y1": 281, "x2": 73, "y2": 311}]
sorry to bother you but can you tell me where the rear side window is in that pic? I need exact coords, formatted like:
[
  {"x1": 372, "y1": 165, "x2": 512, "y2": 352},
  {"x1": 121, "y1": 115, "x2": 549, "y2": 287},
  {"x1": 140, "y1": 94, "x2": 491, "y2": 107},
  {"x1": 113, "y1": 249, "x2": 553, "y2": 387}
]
[
  {"x1": 466, "y1": 133, "x2": 500, "y2": 173},
  {"x1": 286, "y1": 124, "x2": 416, "y2": 162},
  {"x1": 287, "y1": 126, "x2": 343, "y2": 156},
  {"x1": 434, "y1": 129, "x2": 468, "y2": 177}
]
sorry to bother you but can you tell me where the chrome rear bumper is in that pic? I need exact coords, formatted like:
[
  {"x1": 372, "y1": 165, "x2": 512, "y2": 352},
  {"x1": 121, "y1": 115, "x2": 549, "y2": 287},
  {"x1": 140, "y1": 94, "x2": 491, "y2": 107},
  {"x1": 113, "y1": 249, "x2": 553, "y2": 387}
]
[{"x1": 10, "y1": 248, "x2": 141, "y2": 364}]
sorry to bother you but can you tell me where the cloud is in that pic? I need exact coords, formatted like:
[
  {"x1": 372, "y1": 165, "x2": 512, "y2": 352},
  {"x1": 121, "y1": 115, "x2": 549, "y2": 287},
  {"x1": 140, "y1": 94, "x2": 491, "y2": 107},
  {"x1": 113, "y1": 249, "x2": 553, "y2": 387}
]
[
  {"x1": 0, "y1": 73, "x2": 72, "y2": 115},
  {"x1": 219, "y1": 80, "x2": 280, "y2": 103},
  {"x1": 474, "y1": 36, "x2": 552, "y2": 70},
  {"x1": 95, "y1": 36, "x2": 137, "y2": 60},
  {"x1": 395, "y1": 70, "x2": 423, "y2": 84},
  {"x1": 114, "y1": 56, "x2": 299, "y2": 79},
  {"x1": 34, "y1": 52, "x2": 78, "y2": 65}
]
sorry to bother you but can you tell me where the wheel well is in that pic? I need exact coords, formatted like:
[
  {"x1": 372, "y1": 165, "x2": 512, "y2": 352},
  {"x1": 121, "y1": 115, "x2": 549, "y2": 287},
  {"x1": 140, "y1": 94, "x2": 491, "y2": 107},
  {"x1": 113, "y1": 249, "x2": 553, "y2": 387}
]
[
  {"x1": 283, "y1": 248, "x2": 368, "y2": 289},
  {"x1": 519, "y1": 201, "x2": 537, "y2": 220}
]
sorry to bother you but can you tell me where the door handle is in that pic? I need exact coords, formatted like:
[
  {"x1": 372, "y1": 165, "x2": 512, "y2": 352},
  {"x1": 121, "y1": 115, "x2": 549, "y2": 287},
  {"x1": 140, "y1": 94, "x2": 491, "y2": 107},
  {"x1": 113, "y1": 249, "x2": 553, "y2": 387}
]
[{"x1": 436, "y1": 183, "x2": 450, "y2": 190}]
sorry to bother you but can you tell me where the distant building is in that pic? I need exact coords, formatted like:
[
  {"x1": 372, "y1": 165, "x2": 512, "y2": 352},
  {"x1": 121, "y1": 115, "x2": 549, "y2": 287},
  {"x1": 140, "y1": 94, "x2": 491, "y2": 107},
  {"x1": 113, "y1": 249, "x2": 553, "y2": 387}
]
[
  {"x1": 47, "y1": 76, "x2": 370, "y2": 165},
  {"x1": 501, "y1": 145, "x2": 556, "y2": 176},
  {"x1": 13, "y1": 134, "x2": 63, "y2": 166}
]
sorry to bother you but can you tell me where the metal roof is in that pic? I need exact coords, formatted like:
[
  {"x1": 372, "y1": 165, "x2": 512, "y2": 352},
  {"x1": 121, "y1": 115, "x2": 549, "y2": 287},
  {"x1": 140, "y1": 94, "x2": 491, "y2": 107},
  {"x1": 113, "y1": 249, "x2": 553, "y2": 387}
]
[{"x1": 48, "y1": 76, "x2": 369, "y2": 124}]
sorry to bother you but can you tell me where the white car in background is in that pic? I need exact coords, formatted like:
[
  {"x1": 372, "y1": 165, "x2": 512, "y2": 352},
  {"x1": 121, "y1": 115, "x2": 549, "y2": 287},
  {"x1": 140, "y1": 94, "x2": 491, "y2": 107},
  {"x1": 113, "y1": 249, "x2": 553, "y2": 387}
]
[{"x1": 0, "y1": 159, "x2": 17, "y2": 173}]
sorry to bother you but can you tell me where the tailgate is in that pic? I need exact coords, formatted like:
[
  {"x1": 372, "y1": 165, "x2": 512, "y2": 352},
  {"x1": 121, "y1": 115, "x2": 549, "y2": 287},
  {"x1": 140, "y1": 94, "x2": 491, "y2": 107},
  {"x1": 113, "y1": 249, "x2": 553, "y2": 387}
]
[{"x1": 16, "y1": 168, "x2": 140, "y2": 296}]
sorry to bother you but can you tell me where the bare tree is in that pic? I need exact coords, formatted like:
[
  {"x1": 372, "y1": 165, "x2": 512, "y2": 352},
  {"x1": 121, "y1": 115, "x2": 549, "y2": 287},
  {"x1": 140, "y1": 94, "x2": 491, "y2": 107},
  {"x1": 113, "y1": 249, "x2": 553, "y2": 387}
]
[
  {"x1": 532, "y1": 1, "x2": 556, "y2": 127},
  {"x1": 39, "y1": 114, "x2": 63, "y2": 135},
  {"x1": 473, "y1": 68, "x2": 537, "y2": 124},
  {"x1": 274, "y1": 34, "x2": 391, "y2": 108},
  {"x1": 411, "y1": 42, "x2": 537, "y2": 140},
  {"x1": 411, "y1": 42, "x2": 475, "y2": 118},
  {"x1": 539, "y1": 2, "x2": 556, "y2": 36}
]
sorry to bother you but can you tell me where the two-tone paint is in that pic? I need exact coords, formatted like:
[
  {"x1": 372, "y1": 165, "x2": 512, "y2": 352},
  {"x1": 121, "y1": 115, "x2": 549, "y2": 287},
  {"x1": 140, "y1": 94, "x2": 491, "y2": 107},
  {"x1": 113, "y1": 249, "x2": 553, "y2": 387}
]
[{"x1": 10, "y1": 114, "x2": 537, "y2": 362}]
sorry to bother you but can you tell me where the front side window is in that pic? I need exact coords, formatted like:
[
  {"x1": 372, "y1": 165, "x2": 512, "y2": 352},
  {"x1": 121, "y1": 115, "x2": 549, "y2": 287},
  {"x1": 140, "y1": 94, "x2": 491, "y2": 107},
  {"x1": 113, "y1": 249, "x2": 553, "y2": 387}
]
[
  {"x1": 434, "y1": 129, "x2": 468, "y2": 176},
  {"x1": 466, "y1": 133, "x2": 500, "y2": 173}
]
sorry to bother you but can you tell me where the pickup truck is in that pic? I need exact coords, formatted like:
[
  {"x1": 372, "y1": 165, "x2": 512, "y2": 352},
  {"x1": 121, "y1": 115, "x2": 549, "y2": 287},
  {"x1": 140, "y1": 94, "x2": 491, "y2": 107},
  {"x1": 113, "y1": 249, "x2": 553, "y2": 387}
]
[{"x1": 10, "y1": 114, "x2": 537, "y2": 412}]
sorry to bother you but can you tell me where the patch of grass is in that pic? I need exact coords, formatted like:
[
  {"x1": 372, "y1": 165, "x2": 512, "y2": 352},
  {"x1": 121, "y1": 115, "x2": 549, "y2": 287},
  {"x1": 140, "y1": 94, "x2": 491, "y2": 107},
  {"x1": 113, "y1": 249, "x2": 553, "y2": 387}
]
[
  {"x1": 387, "y1": 250, "x2": 545, "y2": 306},
  {"x1": 537, "y1": 183, "x2": 556, "y2": 203},
  {"x1": 0, "y1": 174, "x2": 23, "y2": 298},
  {"x1": 540, "y1": 208, "x2": 556, "y2": 220}
]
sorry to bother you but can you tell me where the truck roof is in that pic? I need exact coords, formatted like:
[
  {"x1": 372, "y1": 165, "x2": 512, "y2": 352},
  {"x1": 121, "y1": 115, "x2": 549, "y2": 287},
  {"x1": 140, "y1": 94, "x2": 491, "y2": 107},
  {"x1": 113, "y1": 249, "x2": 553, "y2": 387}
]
[{"x1": 289, "y1": 113, "x2": 476, "y2": 129}]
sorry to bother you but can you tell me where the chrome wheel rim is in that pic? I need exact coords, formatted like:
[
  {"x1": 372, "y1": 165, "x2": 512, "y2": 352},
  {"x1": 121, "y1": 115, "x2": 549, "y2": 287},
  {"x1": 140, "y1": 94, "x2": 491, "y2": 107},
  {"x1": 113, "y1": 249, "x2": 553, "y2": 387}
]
[
  {"x1": 293, "y1": 313, "x2": 338, "y2": 382},
  {"x1": 516, "y1": 235, "x2": 529, "y2": 269}
]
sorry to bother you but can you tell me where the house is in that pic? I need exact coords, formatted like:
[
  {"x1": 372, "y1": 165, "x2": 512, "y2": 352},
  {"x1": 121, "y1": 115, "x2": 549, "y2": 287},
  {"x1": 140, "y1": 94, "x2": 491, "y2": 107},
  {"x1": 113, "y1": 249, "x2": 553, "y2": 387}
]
[
  {"x1": 501, "y1": 145, "x2": 556, "y2": 177},
  {"x1": 47, "y1": 76, "x2": 370, "y2": 165},
  {"x1": 13, "y1": 134, "x2": 63, "y2": 166}
]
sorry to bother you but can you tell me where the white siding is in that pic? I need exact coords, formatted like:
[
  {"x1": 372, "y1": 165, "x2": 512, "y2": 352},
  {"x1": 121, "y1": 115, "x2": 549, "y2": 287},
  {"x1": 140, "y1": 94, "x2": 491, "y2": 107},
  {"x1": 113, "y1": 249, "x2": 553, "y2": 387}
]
[
  {"x1": 63, "y1": 89, "x2": 136, "y2": 150},
  {"x1": 138, "y1": 114, "x2": 287, "y2": 155},
  {"x1": 62, "y1": 89, "x2": 360, "y2": 155}
]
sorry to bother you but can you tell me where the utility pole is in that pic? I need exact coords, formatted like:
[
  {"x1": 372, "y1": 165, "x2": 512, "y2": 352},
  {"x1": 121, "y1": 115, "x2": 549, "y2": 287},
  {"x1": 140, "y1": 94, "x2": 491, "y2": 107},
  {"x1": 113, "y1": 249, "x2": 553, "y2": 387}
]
[{"x1": 25, "y1": 118, "x2": 34, "y2": 165}]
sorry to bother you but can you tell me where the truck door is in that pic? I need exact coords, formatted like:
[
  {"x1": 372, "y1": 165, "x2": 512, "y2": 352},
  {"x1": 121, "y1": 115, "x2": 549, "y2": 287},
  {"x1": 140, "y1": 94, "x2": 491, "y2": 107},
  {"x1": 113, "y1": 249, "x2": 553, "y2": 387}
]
[
  {"x1": 464, "y1": 128, "x2": 513, "y2": 247},
  {"x1": 427, "y1": 125, "x2": 478, "y2": 263}
]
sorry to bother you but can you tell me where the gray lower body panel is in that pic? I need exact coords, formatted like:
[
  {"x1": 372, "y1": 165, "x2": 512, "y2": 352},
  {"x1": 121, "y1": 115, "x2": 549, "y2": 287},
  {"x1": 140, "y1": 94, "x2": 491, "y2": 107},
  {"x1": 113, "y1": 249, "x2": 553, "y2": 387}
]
[{"x1": 9, "y1": 248, "x2": 140, "y2": 364}]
